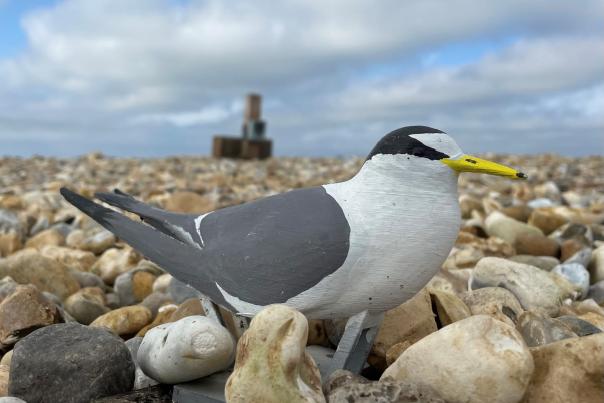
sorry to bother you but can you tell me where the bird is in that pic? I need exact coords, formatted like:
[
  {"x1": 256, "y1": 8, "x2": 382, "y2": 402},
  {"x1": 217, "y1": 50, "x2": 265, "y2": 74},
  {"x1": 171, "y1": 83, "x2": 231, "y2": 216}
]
[{"x1": 61, "y1": 126, "x2": 526, "y2": 320}]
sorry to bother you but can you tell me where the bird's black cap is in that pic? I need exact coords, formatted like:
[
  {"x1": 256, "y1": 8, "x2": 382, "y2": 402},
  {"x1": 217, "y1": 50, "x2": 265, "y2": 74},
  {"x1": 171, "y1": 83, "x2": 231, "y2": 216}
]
[{"x1": 367, "y1": 126, "x2": 449, "y2": 161}]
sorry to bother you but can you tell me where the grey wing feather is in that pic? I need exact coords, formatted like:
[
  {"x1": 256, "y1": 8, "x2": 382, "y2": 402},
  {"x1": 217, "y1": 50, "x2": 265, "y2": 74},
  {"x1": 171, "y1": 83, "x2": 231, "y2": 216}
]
[
  {"x1": 60, "y1": 187, "x2": 231, "y2": 308},
  {"x1": 95, "y1": 189, "x2": 203, "y2": 248}
]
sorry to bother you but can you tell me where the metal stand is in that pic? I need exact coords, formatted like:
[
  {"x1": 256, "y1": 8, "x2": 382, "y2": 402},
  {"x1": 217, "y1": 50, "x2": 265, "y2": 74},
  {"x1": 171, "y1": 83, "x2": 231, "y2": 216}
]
[
  {"x1": 325, "y1": 310, "x2": 384, "y2": 377},
  {"x1": 172, "y1": 308, "x2": 383, "y2": 403}
]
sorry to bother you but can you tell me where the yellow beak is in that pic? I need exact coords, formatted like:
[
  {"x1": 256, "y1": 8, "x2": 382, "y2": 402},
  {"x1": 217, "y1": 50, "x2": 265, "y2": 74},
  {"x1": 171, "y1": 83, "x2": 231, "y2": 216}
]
[{"x1": 441, "y1": 154, "x2": 527, "y2": 180}]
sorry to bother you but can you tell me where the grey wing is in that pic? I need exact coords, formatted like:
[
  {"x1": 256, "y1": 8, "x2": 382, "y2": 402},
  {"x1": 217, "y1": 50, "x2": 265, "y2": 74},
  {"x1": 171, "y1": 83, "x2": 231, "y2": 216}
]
[{"x1": 198, "y1": 186, "x2": 351, "y2": 305}]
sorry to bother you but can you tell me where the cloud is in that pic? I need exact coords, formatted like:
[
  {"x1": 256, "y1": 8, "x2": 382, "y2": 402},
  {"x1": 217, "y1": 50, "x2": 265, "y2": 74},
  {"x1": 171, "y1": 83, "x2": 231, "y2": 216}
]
[{"x1": 0, "y1": 0, "x2": 603, "y2": 156}]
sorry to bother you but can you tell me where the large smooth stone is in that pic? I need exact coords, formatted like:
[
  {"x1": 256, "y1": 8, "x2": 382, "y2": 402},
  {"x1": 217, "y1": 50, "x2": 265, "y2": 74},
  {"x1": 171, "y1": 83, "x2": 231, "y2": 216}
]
[
  {"x1": 381, "y1": 315, "x2": 534, "y2": 403},
  {"x1": 551, "y1": 263, "x2": 590, "y2": 298},
  {"x1": 0, "y1": 284, "x2": 61, "y2": 348},
  {"x1": 138, "y1": 316, "x2": 234, "y2": 384},
  {"x1": 225, "y1": 305, "x2": 324, "y2": 403},
  {"x1": 8, "y1": 323, "x2": 134, "y2": 402},
  {"x1": 325, "y1": 369, "x2": 445, "y2": 403},
  {"x1": 0, "y1": 249, "x2": 80, "y2": 300},
  {"x1": 372, "y1": 288, "x2": 437, "y2": 365},
  {"x1": 516, "y1": 311, "x2": 577, "y2": 347},
  {"x1": 90, "y1": 305, "x2": 151, "y2": 335},
  {"x1": 462, "y1": 287, "x2": 524, "y2": 326},
  {"x1": 485, "y1": 211, "x2": 544, "y2": 245},
  {"x1": 472, "y1": 257, "x2": 564, "y2": 316},
  {"x1": 521, "y1": 333, "x2": 604, "y2": 403}
]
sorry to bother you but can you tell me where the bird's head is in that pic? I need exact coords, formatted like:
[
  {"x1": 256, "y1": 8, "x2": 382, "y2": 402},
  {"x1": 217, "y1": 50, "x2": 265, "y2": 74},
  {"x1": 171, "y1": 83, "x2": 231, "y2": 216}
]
[{"x1": 367, "y1": 126, "x2": 527, "y2": 180}]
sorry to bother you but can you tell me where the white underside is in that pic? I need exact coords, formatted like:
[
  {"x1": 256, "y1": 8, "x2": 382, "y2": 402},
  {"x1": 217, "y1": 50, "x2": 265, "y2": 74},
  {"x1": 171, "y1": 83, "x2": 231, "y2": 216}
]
[{"x1": 214, "y1": 154, "x2": 462, "y2": 319}]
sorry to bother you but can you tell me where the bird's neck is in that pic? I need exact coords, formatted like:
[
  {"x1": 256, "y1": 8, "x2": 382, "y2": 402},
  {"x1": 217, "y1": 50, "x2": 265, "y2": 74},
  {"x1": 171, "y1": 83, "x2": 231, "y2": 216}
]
[{"x1": 348, "y1": 154, "x2": 459, "y2": 195}]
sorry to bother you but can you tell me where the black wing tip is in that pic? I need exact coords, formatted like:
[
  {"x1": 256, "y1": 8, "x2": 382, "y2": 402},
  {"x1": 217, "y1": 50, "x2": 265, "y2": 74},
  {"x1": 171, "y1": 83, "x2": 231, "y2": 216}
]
[{"x1": 60, "y1": 186, "x2": 83, "y2": 203}]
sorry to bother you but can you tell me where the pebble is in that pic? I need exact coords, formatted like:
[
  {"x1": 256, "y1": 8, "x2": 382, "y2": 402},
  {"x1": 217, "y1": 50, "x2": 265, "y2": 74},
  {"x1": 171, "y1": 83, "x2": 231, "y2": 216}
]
[
  {"x1": 90, "y1": 305, "x2": 152, "y2": 336},
  {"x1": 0, "y1": 351, "x2": 11, "y2": 367},
  {"x1": 578, "y1": 312, "x2": 604, "y2": 331},
  {"x1": 509, "y1": 255, "x2": 560, "y2": 271},
  {"x1": 372, "y1": 288, "x2": 437, "y2": 369},
  {"x1": 516, "y1": 311, "x2": 577, "y2": 347},
  {"x1": 152, "y1": 273, "x2": 173, "y2": 293},
  {"x1": 514, "y1": 232, "x2": 559, "y2": 257},
  {"x1": 114, "y1": 270, "x2": 157, "y2": 306},
  {"x1": 428, "y1": 289, "x2": 471, "y2": 327},
  {"x1": 551, "y1": 222, "x2": 593, "y2": 246},
  {"x1": 136, "y1": 304, "x2": 177, "y2": 337},
  {"x1": 164, "y1": 191, "x2": 214, "y2": 214},
  {"x1": 168, "y1": 278, "x2": 203, "y2": 304},
  {"x1": 551, "y1": 263, "x2": 590, "y2": 297},
  {"x1": 589, "y1": 245, "x2": 604, "y2": 284},
  {"x1": 587, "y1": 280, "x2": 604, "y2": 304},
  {"x1": 564, "y1": 247, "x2": 592, "y2": 266},
  {"x1": 76, "y1": 229, "x2": 116, "y2": 254},
  {"x1": 522, "y1": 333, "x2": 604, "y2": 403},
  {"x1": 0, "y1": 284, "x2": 60, "y2": 348},
  {"x1": 527, "y1": 208, "x2": 568, "y2": 235},
  {"x1": 125, "y1": 336, "x2": 159, "y2": 390},
  {"x1": 91, "y1": 247, "x2": 140, "y2": 285},
  {"x1": 64, "y1": 287, "x2": 110, "y2": 325},
  {"x1": 0, "y1": 277, "x2": 17, "y2": 303},
  {"x1": 0, "y1": 365, "x2": 8, "y2": 397},
  {"x1": 382, "y1": 315, "x2": 534, "y2": 403},
  {"x1": 0, "y1": 232, "x2": 21, "y2": 258},
  {"x1": 325, "y1": 369, "x2": 445, "y2": 403},
  {"x1": 555, "y1": 315, "x2": 602, "y2": 336},
  {"x1": 23, "y1": 228, "x2": 65, "y2": 250},
  {"x1": 0, "y1": 209, "x2": 21, "y2": 235},
  {"x1": 138, "y1": 316, "x2": 234, "y2": 384},
  {"x1": 140, "y1": 291, "x2": 173, "y2": 316},
  {"x1": 485, "y1": 210, "x2": 544, "y2": 245},
  {"x1": 169, "y1": 297, "x2": 205, "y2": 322},
  {"x1": 40, "y1": 245, "x2": 96, "y2": 272},
  {"x1": 68, "y1": 268, "x2": 106, "y2": 289},
  {"x1": 8, "y1": 323, "x2": 134, "y2": 402},
  {"x1": 472, "y1": 257, "x2": 565, "y2": 316},
  {"x1": 0, "y1": 248, "x2": 80, "y2": 300},
  {"x1": 307, "y1": 319, "x2": 330, "y2": 347},
  {"x1": 0, "y1": 397, "x2": 27, "y2": 403},
  {"x1": 462, "y1": 287, "x2": 524, "y2": 326},
  {"x1": 226, "y1": 305, "x2": 323, "y2": 403}
]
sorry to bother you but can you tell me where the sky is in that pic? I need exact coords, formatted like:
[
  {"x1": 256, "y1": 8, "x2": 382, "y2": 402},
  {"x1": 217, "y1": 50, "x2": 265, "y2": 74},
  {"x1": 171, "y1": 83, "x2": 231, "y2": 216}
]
[{"x1": 0, "y1": 0, "x2": 603, "y2": 157}]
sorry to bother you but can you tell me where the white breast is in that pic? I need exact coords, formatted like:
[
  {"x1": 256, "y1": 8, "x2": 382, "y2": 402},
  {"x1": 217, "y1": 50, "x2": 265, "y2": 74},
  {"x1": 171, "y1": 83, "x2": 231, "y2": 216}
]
[{"x1": 286, "y1": 154, "x2": 461, "y2": 318}]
